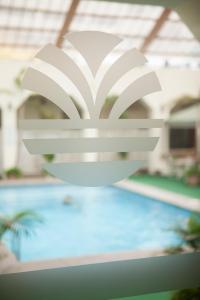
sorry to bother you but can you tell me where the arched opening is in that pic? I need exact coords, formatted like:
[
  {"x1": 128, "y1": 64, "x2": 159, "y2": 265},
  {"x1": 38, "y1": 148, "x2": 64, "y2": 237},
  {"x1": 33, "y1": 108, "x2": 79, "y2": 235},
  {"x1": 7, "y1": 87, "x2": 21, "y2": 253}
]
[
  {"x1": 99, "y1": 96, "x2": 151, "y2": 164},
  {"x1": 100, "y1": 96, "x2": 150, "y2": 119},
  {"x1": 17, "y1": 94, "x2": 82, "y2": 175},
  {"x1": 124, "y1": 100, "x2": 151, "y2": 164},
  {"x1": 170, "y1": 96, "x2": 200, "y2": 114},
  {"x1": 18, "y1": 94, "x2": 68, "y2": 120},
  {"x1": 123, "y1": 100, "x2": 150, "y2": 119}
]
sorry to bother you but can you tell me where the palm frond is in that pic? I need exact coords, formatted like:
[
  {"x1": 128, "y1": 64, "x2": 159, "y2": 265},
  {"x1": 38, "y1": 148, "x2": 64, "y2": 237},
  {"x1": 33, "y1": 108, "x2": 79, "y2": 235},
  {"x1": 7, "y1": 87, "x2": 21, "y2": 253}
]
[
  {"x1": 0, "y1": 210, "x2": 43, "y2": 240},
  {"x1": 167, "y1": 215, "x2": 200, "y2": 252}
]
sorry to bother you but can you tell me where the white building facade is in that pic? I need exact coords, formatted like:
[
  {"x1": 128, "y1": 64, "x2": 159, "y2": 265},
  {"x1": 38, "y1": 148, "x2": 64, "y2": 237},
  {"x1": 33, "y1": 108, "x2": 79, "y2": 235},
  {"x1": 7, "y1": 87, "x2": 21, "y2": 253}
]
[{"x1": 0, "y1": 59, "x2": 200, "y2": 176}]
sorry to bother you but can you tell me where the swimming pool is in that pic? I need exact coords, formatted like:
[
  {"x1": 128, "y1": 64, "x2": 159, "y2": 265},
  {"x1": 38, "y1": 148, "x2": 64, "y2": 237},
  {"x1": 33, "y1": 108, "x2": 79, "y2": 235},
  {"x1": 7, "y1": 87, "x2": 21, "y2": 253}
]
[{"x1": 0, "y1": 183, "x2": 190, "y2": 261}]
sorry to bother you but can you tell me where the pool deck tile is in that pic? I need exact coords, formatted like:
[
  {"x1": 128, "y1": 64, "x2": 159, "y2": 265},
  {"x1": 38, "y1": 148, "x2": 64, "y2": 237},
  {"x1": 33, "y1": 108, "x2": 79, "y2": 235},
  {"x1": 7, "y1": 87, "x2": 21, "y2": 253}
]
[
  {"x1": 116, "y1": 180, "x2": 200, "y2": 213},
  {"x1": 5, "y1": 249, "x2": 164, "y2": 274}
]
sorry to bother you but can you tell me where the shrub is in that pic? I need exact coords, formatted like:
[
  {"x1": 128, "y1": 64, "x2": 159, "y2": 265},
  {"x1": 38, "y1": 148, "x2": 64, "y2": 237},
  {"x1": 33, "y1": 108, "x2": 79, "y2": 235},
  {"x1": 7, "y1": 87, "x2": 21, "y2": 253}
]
[
  {"x1": 5, "y1": 167, "x2": 22, "y2": 179},
  {"x1": 172, "y1": 288, "x2": 200, "y2": 300},
  {"x1": 184, "y1": 164, "x2": 200, "y2": 186},
  {"x1": 165, "y1": 216, "x2": 200, "y2": 300},
  {"x1": 118, "y1": 152, "x2": 128, "y2": 160},
  {"x1": 184, "y1": 164, "x2": 200, "y2": 178},
  {"x1": 43, "y1": 154, "x2": 55, "y2": 163},
  {"x1": 166, "y1": 214, "x2": 200, "y2": 253},
  {"x1": 0, "y1": 210, "x2": 43, "y2": 260}
]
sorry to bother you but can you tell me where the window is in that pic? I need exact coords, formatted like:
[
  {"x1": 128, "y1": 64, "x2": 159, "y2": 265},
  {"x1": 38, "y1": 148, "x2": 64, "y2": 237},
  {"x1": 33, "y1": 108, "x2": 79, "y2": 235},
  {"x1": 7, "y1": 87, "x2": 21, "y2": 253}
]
[{"x1": 169, "y1": 127, "x2": 196, "y2": 150}]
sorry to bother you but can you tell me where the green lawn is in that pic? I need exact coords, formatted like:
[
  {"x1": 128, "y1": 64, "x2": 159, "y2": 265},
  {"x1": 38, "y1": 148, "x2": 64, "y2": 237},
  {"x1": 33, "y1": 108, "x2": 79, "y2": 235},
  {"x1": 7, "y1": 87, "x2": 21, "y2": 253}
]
[
  {"x1": 130, "y1": 175, "x2": 200, "y2": 200},
  {"x1": 114, "y1": 290, "x2": 172, "y2": 300}
]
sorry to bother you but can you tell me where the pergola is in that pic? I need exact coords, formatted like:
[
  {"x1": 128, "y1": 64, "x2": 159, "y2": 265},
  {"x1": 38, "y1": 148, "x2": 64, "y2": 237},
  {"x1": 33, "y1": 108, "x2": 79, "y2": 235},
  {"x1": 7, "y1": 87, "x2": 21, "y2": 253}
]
[{"x1": 0, "y1": 0, "x2": 200, "y2": 68}]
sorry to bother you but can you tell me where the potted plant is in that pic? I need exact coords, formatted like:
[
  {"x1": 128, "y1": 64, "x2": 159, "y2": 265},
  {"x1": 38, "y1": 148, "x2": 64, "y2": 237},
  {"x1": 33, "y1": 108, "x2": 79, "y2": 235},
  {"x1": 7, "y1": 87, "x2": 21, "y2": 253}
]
[
  {"x1": 118, "y1": 152, "x2": 128, "y2": 160},
  {"x1": 184, "y1": 164, "x2": 200, "y2": 186},
  {"x1": 166, "y1": 215, "x2": 200, "y2": 254},
  {"x1": 165, "y1": 215, "x2": 200, "y2": 299},
  {"x1": 0, "y1": 210, "x2": 42, "y2": 272},
  {"x1": 42, "y1": 154, "x2": 55, "y2": 176},
  {"x1": 5, "y1": 167, "x2": 23, "y2": 179},
  {"x1": 43, "y1": 154, "x2": 55, "y2": 163}
]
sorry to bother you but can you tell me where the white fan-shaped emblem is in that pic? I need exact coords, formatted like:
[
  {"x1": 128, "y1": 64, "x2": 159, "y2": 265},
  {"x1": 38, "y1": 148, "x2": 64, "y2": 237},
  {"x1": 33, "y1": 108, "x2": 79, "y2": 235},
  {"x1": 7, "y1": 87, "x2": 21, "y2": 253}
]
[{"x1": 20, "y1": 31, "x2": 163, "y2": 186}]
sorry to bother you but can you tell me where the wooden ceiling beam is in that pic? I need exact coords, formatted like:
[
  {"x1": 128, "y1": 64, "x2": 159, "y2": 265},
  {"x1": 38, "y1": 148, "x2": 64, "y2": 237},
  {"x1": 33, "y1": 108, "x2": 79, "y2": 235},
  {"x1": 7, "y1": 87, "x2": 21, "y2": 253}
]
[
  {"x1": 140, "y1": 8, "x2": 171, "y2": 52},
  {"x1": 56, "y1": 0, "x2": 80, "y2": 48}
]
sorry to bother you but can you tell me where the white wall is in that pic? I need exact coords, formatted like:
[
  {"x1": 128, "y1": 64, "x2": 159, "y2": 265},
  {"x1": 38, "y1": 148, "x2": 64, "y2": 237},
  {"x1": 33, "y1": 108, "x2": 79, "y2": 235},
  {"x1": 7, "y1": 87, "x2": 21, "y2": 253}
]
[{"x1": 0, "y1": 59, "x2": 200, "y2": 175}]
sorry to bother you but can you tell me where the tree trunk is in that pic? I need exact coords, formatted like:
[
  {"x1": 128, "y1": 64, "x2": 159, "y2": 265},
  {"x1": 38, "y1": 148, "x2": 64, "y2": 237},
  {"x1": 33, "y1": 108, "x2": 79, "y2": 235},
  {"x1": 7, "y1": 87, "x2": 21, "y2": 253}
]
[{"x1": 0, "y1": 242, "x2": 18, "y2": 274}]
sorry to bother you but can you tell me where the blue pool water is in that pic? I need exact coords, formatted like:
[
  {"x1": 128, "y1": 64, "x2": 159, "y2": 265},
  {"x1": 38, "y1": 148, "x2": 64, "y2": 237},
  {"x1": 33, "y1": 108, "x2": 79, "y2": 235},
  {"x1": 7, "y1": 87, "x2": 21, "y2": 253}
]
[{"x1": 0, "y1": 184, "x2": 190, "y2": 261}]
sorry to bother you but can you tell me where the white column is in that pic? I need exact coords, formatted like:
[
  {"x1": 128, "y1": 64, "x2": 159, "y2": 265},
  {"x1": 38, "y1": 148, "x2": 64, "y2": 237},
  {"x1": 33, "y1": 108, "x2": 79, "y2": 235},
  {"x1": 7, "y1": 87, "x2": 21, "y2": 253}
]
[
  {"x1": 196, "y1": 105, "x2": 200, "y2": 159},
  {"x1": 82, "y1": 110, "x2": 98, "y2": 162},
  {"x1": 2, "y1": 105, "x2": 18, "y2": 170},
  {"x1": 148, "y1": 106, "x2": 170, "y2": 175}
]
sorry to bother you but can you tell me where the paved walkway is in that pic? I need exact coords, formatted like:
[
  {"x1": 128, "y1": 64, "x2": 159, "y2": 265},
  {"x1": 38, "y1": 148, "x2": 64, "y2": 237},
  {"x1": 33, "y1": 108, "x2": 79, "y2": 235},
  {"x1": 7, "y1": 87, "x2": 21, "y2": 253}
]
[
  {"x1": 4, "y1": 248, "x2": 164, "y2": 274},
  {"x1": 117, "y1": 180, "x2": 200, "y2": 212}
]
